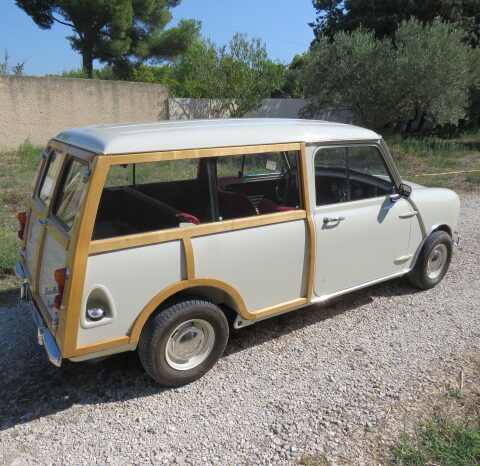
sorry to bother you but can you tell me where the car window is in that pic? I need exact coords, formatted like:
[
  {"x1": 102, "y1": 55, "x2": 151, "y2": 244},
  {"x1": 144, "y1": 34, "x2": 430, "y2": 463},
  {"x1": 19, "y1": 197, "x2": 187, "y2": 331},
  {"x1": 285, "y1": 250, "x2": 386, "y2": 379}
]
[
  {"x1": 216, "y1": 151, "x2": 301, "y2": 220},
  {"x1": 38, "y1": 150, "x2": 65, "y2": 206},
  {"x1": 93, "y1": 159, "x2": 213, "y2": 240},
  {"x1": 53, "y1": 158, "x2": 88, "y2": 230},
  {"x1": 315, "y1": 145, "x2": 394, "y2": 206}
]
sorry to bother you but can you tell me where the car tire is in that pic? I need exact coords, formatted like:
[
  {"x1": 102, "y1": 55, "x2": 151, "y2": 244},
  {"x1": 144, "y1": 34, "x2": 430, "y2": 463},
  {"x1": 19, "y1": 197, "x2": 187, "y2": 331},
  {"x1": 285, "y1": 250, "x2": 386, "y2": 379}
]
[
  {"x1": 138, "y1": 298, "x2": 229, "y2": 386},
  {"x1": 408, "y1": 230, "x2": 452, "y2": 290}
]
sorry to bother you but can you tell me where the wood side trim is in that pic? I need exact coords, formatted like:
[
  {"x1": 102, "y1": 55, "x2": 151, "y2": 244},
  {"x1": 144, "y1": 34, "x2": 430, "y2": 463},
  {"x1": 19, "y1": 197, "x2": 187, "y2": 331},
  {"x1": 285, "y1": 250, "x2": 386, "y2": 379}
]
[
  {"x1": 73, "y1": 336, "x2": 130, "y2": 357},
  {"x1": 102, "y1": 143, "x2": 302, "y2": 165},
  {"x1": 299, "y1": 143, "x2": 316, "y2": 303},
  {"x1": 182, "y1": 237, "x2": 195, "y2": 280},
  {"x1": 61, "y1": 158, "x2": 110, "y2": 358},
  {"x1": 128, "y1": 279, "x2": 249, "y2": 342},
  {"x1": 248, "y1": 298, "x2": 308, "y2": 319},
  {"x1": 89, "y1": 210, "x2": 306, "y2": 255}
]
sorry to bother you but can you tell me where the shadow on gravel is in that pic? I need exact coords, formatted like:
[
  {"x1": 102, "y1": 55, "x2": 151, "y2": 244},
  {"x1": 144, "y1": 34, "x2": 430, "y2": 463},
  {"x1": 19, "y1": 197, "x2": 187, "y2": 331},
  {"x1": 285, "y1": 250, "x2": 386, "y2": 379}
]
[{"x1": 0, "y1": 277, "x2": 421, "y2": 431}]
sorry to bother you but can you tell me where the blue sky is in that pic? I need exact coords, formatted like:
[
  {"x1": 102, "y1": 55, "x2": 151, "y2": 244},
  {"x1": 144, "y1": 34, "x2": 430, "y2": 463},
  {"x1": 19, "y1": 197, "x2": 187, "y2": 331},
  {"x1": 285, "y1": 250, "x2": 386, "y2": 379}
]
[{"x1": 0, "y1": 0, "x2": 316, "y2": 76}]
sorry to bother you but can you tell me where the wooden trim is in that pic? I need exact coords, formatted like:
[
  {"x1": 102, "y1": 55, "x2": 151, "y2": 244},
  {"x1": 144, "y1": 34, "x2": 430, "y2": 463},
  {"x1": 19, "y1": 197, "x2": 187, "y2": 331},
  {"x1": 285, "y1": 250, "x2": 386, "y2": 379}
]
[
  {"x1": 103, "y1": 142, "x2": 302, "y2": 166},
  {"x1": 129, "y1": 278, "x2": 249, "y2": 342},
  {"x1": 89, "y1": 210, "x2": 306, "y2": 255},
  {"x1": 73, "y1": 336, "x2": 130, "y2": 357},
  {"x1": 299, "y1": 143, "x2": 316, "y2": 303},
  {"x1": 182, "y1": 237, "x2": 195, "y2": 280},
  {"x1": 248, "y1": 298, "x2": 308, "y2": 319},
  {"x1": 60, "y1": 158, "x2": 110, "y2": 358}
]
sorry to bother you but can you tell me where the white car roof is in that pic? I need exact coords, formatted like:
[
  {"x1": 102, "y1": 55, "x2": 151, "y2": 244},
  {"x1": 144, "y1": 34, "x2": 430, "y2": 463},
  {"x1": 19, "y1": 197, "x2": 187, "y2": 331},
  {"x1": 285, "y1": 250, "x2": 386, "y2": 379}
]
[{"x1": 54, "y1": 118, "x2": 381, "y2": 155}]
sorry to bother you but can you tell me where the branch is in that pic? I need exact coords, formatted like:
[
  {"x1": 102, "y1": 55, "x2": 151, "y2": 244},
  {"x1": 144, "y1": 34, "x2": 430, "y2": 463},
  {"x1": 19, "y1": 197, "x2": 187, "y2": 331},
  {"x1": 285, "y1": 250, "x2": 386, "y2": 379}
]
[{"x1": 49, "y1": 14, "x2": 74, "y2": 28}]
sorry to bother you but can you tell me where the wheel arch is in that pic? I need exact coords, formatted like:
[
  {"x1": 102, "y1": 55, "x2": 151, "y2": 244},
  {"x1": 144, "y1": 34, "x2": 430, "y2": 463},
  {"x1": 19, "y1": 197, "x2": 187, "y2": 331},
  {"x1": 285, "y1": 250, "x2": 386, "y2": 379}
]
[
  {"x1": 410, "y1": 224, "x2": 452, "y2": 269},
  {"x1": 129, "y1": 278, "x2": 248, "y2": 343}
]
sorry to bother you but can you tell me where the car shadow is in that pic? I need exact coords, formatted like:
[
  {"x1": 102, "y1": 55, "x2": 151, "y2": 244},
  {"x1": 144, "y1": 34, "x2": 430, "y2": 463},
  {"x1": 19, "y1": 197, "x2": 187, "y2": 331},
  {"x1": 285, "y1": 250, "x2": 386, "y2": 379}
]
[{"x1": 0, "y1": 276, "x2": 420, "y2": 431}]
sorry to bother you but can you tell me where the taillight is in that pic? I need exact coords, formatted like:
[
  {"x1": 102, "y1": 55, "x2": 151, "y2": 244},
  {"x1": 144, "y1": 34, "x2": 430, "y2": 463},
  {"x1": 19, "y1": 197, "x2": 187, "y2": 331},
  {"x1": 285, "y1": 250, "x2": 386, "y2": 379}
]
[
  {"x1": 17, "y1": 211, "x2": 27, "y2": 240},
  {"x1": 54, "y1": 267, "x2": 68, "y2": 310}
]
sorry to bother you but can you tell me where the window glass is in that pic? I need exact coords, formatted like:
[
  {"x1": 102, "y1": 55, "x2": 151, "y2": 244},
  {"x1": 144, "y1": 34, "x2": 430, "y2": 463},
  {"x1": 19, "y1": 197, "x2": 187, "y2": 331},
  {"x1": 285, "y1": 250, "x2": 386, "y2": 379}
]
[
  {"x1": 216, "y1": 151, "x2": 301, "y2": 220},
  {"x1": 53, "y1": 159, "x2": 88, "y2": 230},
  {"x1": 348, "y1": 146, "x2": 392, "y2": 181},
  {"x1": 315, "y1": 145, "x2": 394, "y2": 206},
  {"x1": 93, "y1": 159, "x2": 212, "y2": 240},
  {"x1": 38, "y1": 150, "x2": 65, "y2": 205}
]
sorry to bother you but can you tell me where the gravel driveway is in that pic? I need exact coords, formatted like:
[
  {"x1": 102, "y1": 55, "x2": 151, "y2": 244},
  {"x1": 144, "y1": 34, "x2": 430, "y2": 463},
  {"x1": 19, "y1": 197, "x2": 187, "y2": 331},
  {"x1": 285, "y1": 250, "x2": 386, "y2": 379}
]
[{"x1": 1, "y1": 192, "x2": 479, "y2": 465}]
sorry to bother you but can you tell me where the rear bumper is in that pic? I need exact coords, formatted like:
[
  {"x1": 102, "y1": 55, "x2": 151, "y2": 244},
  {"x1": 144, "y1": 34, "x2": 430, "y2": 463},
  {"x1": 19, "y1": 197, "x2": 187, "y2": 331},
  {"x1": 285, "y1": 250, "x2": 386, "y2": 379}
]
[
  {"x1": 15, "y1": 262, "x2": 63, "y2": 367},
  {"x1": 453, "y1": 231, "x2": 460, "y2": 246}
]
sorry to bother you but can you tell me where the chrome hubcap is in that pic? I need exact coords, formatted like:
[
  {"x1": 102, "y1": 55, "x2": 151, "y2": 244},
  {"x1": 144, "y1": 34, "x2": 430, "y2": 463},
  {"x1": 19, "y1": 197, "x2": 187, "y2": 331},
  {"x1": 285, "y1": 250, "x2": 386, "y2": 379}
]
[
  {"x1": 427, "y1": 244, "x2": 447, "y2": 279},
  {"x1": 165, "y1": 319, "x2": 215, "y2": 371}
]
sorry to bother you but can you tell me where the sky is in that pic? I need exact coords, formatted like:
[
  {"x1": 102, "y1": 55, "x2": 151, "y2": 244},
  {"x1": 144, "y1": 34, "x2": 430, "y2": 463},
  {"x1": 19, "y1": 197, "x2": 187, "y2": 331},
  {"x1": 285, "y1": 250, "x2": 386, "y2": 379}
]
[{"x1": 0, "y1": 0, "x2": 317, "y2": 76}]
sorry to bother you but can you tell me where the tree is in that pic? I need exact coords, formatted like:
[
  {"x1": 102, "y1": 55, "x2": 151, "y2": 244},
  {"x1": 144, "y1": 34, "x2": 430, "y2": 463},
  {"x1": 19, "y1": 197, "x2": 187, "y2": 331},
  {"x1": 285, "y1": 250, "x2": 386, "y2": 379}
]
[
  {"x1": 311, "y1": 0, "x2": 480, "y2": 47},
  {"x1": 301, "y1": 19, "x2": 480, "y2": 132},
  {"x1": 16, "y1": 0, "x2": 199, "y2": 78},
  {"x1": 171, "y1": 34, "x2": 286, "y2": 117},
  {"x1": 0, "y1": 50, "x2": 26, "y2": 75}
]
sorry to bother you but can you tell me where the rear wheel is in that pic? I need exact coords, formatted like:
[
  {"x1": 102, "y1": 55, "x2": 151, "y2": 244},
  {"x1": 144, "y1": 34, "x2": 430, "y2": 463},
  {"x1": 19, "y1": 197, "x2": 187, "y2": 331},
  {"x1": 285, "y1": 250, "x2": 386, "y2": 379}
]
[
  {"x1": 408, "y1": 230, "x2": 452, "y2": 290},
  {"x1": 138, "y1": 298, "x2": 229, "y2": 386}
]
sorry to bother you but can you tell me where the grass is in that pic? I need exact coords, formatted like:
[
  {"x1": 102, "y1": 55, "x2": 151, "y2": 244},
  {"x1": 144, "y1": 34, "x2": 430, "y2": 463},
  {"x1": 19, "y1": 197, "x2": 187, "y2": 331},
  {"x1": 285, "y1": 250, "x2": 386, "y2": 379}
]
[
  {"x1": 0, "y1": 140, "x2": 41, "y2": 299},
  {"x1": 387, "y1": 132, "x2": 480, "y2": 191},
  {"x1": 393, "y1": 400, "x2": 480, "y2": 465}
]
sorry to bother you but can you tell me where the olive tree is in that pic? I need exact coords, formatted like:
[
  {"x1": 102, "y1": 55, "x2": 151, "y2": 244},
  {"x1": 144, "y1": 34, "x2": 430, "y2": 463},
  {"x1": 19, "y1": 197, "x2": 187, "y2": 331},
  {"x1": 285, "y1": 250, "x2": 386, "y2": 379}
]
[
  {"x1": 301, "y1": 18, "x2": 479, "y2": 132},
  {"x1": 172, "y1": 34, "x2": 286, "y2": 117}
]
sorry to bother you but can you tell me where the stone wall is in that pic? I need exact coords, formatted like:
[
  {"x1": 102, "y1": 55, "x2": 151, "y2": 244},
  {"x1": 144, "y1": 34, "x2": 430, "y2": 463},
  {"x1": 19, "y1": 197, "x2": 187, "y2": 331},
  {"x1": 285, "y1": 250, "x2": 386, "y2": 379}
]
[{"x1": 0, "y1": 74, "x2": 168, "y2": 149}]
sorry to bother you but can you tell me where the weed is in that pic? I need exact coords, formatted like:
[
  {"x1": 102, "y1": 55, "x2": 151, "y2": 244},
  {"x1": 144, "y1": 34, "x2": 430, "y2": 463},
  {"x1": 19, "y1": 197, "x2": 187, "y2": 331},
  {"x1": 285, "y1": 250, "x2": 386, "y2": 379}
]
[{"x1": 393, "y1": 407, "x2": 480, "y2": 465}]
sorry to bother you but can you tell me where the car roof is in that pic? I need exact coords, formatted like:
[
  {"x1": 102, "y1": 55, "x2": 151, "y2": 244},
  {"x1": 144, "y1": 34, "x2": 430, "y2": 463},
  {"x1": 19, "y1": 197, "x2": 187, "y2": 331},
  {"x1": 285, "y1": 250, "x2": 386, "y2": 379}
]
[{"x1": 54, "y1": 118, "x2": 381, "y2": 155}]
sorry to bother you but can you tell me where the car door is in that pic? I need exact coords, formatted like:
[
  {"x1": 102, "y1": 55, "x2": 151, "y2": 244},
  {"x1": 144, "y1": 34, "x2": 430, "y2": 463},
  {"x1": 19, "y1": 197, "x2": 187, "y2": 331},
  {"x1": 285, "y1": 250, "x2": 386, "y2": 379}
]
[{"x1": 313, "y1": 144, "x2": 413, "y2": 297}]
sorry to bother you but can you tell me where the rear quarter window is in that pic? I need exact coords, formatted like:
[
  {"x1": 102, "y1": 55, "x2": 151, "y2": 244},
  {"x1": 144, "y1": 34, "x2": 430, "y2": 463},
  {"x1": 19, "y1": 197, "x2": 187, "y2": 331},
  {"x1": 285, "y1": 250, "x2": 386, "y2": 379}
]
[
  {"x1": 53, "y1": 158, "x2": 88, "y2": 230},
  {"x1": 38, "y1": 150, "x2": 65, "y2": 206}
]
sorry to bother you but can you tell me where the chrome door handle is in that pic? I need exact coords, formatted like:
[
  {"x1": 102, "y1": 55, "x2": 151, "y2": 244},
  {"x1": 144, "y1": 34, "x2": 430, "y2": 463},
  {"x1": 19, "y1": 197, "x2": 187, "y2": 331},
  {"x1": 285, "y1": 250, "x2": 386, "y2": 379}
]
[
  {"x1": 38, "y1": 219, "x2": 48, "y2": 226},
  {"x1": 323, "y1": 216, "x2": 346, "y2": 225}
]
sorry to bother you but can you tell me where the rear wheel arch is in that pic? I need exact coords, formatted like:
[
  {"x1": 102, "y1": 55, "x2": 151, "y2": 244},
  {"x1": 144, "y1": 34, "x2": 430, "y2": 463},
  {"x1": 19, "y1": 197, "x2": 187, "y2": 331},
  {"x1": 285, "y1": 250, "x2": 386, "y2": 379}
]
[{"x1": 129, "y1": 279, "x2": 247, "y2": 343}]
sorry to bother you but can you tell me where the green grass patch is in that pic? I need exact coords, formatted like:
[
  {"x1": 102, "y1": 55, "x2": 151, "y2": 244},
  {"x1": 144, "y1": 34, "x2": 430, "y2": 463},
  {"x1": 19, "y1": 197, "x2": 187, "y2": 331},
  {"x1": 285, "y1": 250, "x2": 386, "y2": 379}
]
[
  {"x1": 425, "y1": 157, "x2": 459, "y2": 169},
  {"x1": 388, "y1": 136, "x2": 471, "y2": 159},
  {"x1": 393, "y1": 407, "x2": 480, "y2": 465},
  {"x1": 0, "y1": 139, "x2": 42, "y2": 276}
]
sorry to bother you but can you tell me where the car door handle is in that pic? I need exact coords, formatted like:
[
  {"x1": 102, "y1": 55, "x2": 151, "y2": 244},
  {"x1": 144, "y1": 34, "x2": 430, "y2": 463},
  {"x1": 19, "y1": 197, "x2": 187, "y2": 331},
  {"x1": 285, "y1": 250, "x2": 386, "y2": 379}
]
[{"x1": 323, "y1": 216, "x2": 346, "y2": 225}]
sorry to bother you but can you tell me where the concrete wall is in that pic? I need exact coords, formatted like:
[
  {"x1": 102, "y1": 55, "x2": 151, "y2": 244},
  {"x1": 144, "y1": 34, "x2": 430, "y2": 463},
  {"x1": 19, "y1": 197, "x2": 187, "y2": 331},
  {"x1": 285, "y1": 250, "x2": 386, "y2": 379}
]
[
  {"x1": 0, "y1": 74, "x2": 168, "y2": 149},
  {"x1": 169, "y1": 97, "x2": 352, "y2": 123}
]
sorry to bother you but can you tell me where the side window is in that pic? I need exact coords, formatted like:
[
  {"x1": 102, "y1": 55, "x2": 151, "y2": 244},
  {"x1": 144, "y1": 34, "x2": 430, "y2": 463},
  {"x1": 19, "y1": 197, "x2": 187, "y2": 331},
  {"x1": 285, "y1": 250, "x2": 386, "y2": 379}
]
[
  {"x1": 216, "y1": 151, "x2": 301, "y2": 220},
  {"x1": 53, "y1": 158, "x2": 88, "y2": 230},
  {"x1": 93, "y1": 159, "x2": 212, "y2": 240},
  {"x1": 38, "y1": 150, "x2": 65, "y2": 206},
  {"x1": 315, "y1": 145, "x2": 395, "y2": 206}
]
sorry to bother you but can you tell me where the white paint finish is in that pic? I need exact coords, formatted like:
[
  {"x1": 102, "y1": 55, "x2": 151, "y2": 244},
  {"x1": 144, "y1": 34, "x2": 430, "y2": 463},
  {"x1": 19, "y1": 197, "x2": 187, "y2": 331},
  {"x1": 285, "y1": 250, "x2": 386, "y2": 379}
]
[
  {"x1": 313, "y1": 196, "x2": 412, "y2": 297},
  {"x1": 193, "y1": 220, "x2": 308, "y2": 311},
  {"x1": 24, "y1": 210, "x2": 42, "y2": 281},
  {"x1": 407, "y1": 187, "x2": 461, "y2": 264},
  {"x1": 38, "y1": 233, "x2": 67, "y2": 320},
  {"x1": 78, "y1": 240, "x2": 184, "y2": 345},
  {"x1": 54, "y1": 119, "x2": 380, "y2": 155}
]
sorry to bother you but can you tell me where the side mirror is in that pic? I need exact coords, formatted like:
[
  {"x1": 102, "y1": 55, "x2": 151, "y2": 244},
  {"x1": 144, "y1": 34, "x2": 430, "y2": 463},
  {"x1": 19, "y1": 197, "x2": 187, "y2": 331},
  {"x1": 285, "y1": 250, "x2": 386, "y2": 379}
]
[{"x1": 398, "y1": 182, "x2": 412, "y2": 198}]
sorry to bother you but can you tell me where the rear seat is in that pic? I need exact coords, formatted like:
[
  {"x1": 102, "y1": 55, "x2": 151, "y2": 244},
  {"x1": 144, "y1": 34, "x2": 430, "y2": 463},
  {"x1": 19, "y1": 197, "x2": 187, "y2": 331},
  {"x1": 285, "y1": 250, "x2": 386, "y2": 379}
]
[{"x1": 123, "y1": 187, "x2": 200, "y2": 225}]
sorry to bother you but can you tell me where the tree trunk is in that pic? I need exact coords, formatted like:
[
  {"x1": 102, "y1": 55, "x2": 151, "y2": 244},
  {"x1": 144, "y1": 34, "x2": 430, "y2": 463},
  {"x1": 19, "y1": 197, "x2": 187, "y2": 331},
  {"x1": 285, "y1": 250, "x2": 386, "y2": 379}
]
[{"x1": 82, "y1": 50, "x2": 94, "y2": 79}]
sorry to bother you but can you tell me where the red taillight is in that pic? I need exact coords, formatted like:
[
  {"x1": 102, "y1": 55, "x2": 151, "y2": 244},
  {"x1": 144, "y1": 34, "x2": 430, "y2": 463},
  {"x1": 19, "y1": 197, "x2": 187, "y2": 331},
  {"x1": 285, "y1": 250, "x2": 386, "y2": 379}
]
[
  {"x1": 17, "y1": 211, "x2": 27, "y2": 240},
  {"x1": 54, "y1": 267, "x2": 68, "y2": 310}
]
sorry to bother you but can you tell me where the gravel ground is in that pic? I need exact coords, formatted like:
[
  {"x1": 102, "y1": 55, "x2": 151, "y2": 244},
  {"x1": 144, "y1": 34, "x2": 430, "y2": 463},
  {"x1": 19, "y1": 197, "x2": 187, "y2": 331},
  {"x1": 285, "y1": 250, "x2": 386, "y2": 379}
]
[{"x1": 0, "y1": 192, "x2": 479, "y2": 465}]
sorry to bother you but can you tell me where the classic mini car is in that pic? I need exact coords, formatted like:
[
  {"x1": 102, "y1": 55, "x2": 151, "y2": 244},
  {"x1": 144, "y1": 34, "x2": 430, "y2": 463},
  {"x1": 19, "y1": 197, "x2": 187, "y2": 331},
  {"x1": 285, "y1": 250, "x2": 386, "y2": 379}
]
[{"x1": 15, "y1": 119, "x2": 460, "y2": 386}]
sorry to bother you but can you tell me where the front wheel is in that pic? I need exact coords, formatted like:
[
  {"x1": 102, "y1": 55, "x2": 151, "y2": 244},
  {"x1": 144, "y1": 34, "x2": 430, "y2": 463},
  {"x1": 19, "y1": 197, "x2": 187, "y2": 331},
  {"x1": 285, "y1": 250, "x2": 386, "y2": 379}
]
[
  {"x1": 408, "y1": 230, "x2": 452, "y2": 290},
  {"x1": 138, "y1": 298, "x2": 229, "y2": 386}
]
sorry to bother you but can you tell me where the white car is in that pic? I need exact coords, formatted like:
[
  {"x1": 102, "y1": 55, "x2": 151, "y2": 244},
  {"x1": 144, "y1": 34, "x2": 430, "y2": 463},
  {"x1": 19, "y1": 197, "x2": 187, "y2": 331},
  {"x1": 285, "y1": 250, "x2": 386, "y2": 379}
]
[{"x1": 15, "y1": 119, "x2": 460, "y2": 386}]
